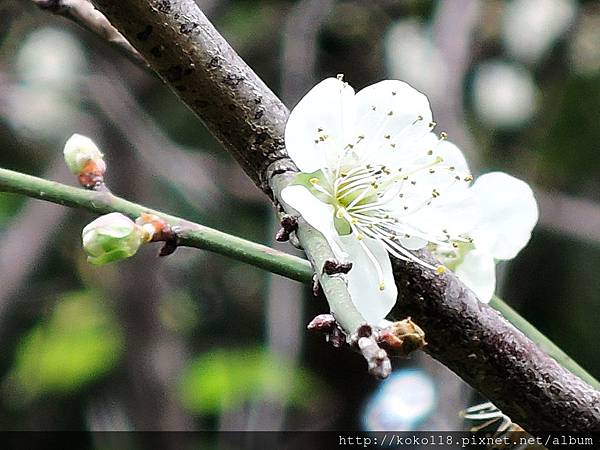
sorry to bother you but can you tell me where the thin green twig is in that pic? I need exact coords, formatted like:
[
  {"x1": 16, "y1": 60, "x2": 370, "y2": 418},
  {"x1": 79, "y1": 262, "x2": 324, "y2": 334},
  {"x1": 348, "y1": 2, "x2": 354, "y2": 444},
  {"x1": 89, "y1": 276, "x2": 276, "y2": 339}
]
[
  {"x1": 1, "y1": 167, "x2": 598, "y2": 389},
  {"x1": 0, "y1": 167, "x2": 312, "y2": 284}
]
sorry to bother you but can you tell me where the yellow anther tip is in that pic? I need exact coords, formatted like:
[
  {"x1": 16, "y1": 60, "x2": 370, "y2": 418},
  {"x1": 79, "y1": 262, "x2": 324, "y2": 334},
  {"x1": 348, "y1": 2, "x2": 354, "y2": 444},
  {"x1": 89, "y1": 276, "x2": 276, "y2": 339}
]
[
  {"x1": 379, "y1": 283, "x2": 385, "y2": 291},
  {"x1": 436, "y1": 265, "x2": 447, "y2": 274},
  {"x1": 309, "y1": 177, "x2": 320, "y2": 185}
]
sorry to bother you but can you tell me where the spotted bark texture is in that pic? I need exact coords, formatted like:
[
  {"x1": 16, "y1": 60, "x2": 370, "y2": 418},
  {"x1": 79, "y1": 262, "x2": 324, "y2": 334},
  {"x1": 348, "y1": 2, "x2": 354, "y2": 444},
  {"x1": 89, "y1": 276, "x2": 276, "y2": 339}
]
[
  {"x1": 391, "y1": 251, "x2": 600, "y2": 434},
  {"x1": 91, "y1": 0, "x2": 290, "y2": 195},
  {"x1": 90, "y1": 0, "x2": 600, "y2": 433}
]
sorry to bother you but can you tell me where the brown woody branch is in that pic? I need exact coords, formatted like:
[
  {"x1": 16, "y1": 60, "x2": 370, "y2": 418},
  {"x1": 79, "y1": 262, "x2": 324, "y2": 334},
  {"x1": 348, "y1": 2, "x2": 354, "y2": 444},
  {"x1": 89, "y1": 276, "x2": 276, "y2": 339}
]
[{"x1": 75, "y1": 0, "x2": 600, "y2": 433}]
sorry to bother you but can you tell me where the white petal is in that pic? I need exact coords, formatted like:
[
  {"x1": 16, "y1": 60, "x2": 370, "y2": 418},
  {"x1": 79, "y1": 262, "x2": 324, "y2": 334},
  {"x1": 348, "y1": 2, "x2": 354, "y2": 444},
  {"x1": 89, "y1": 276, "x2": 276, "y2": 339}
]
[
  {"x1": 402, "y1": 186, "x2": 478, "y2": 240},
  {"x1": 454, "y1": 249, "x2": 496, "y2": 303},
  {"x1": 470, "y1": 172, "x2": 538, "y2": 260},
  {"x1": 285, "y1": 78, "x2": 355, "y2": 173},
  {"x1": 351, "y1": 80, "x2": 433, "y2": 166},
  {"x1": 398, "y1": 235, "x2": 428, "y2": 250},
  {"x1": 435, "y1": 139, "x2": 470, "y2": 174},
  {"x1": 281, "y1": 185, "x2": 345, "y2": 257},
  {"x1": 339, "y1": 235, "x2": 397, "y2": 323}
]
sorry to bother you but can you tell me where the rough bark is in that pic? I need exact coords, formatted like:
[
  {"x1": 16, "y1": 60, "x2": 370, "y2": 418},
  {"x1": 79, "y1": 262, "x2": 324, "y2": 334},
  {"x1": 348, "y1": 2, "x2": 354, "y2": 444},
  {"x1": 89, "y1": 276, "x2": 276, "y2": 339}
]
[
  {"x1": 91, "y1": 0, "x2": 289, "y2": 194},
  {"x1": 88, "y1": 0, "x2": 600, "y2": 432},
  {"x1": 392, "y1": 252, "x2": 600, "y2": 434}
]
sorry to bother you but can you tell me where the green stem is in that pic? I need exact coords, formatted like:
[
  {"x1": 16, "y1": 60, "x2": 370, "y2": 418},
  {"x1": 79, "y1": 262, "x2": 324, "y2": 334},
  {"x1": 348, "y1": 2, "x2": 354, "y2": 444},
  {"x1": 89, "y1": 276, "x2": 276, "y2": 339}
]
[
  {"x1": 1, "y1": 167, "x2": 598, "y2": 388},
  {"x1": 0, "y1": 167, "x2": 313, "y2": 284}
]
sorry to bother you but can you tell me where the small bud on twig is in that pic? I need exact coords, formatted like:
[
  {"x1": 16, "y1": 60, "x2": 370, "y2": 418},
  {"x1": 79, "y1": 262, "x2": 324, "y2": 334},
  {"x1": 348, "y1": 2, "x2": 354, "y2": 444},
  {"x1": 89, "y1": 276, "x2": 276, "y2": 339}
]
[
  {"x1": 377, "y1": 317, "x2": 427, "y2": 356},
  {"x1": 358, "y1": 336, "x2": 391, "y2": 379},
  {"x1": 307, "y1": 314, "x2": 336, "y2": 333},
  {"x1": 322, "y1": 259, "x2": 353, "y2": 275},
  {"x1": 275, "y1": 214, "x2": 298, "y2": 242},
  {"x1": 63, "y1": 134, "x2": 106, "y2": 190},
  {"x1": 82, "y1": 212, "x2": 142, "y2": 265},
  {"x1": 307, "y1": 313, "x2": 346, "y2": 347},
  {"x1": 135, "y1": 213, "x2": 179, "y2": 256}
]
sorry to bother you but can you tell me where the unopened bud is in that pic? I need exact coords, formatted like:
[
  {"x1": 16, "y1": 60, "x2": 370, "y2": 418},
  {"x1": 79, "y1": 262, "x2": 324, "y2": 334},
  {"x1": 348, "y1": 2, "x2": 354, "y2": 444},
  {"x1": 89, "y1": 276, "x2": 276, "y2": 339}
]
[
  {"x1": 63, "y1": 134, "x2": 105, "y2": 175},
  {"x1": 82, "y1": 213, "x2": 142, "y2": 265}
]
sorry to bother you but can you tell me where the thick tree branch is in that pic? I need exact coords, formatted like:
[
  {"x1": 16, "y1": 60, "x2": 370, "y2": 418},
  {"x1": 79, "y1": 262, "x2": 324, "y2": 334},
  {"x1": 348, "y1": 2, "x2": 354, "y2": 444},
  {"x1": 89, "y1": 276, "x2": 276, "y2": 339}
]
[{"x1": 31, "y1": 0, "x2": 598, "y2": 432}]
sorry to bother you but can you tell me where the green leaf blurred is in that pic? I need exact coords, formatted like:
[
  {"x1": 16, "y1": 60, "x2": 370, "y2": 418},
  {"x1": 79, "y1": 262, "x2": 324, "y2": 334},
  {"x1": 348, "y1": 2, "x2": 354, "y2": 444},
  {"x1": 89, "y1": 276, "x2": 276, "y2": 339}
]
[
  {"x1": 5, "y1": 291, "x2": 123, "y2": 403},
  {"x1": 178, "y1": 347, "x2": 321, "y2": 415}
]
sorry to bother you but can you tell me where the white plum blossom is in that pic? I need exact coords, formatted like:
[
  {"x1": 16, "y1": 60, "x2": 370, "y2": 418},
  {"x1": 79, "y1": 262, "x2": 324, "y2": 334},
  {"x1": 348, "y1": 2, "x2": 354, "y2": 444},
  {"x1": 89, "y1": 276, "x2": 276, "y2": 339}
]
[
  {"x1": 433, "y1": 172, "x2": 538, "y2": 302},
  {"x1": 281, "y1": 77, "x2": 475, "y2": 323}
]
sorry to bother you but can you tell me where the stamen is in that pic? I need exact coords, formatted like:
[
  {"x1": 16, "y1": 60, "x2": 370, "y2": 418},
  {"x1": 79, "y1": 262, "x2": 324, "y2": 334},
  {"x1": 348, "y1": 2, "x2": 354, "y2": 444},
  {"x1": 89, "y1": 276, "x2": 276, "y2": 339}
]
[{"x1": 357, "y1": 237, "x2": 386, "y2": 290}]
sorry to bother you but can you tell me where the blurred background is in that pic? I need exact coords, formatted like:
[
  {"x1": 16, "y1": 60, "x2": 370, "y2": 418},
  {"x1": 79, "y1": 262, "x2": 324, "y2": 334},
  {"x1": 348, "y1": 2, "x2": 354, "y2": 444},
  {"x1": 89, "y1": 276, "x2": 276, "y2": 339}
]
[{"x1": 0, "y1": 0, "x2": 598, "y2": 435}]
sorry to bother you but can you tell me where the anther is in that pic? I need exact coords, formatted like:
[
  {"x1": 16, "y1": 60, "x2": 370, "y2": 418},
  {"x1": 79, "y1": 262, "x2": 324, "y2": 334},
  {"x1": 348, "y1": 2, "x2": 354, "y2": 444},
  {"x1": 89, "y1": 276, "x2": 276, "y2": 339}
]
[
  {"x1": 309, "y1": 177, "x2": 319, "y2": 184},
  {"x1": 439, "y1": 132, "x2": 448, "y2": 140},
  {"x1": 429, "y1": 121, "x2": 437, "y2": 128},
  {"x1": 436, "y1": 265, "x2": 447, "y2": 274},
  {"x1": 336, "y1": 73, "x2": 344, "y2": 81},
  {"x1": 387, "y1": 111, "x2": 394, "y2": 116}
]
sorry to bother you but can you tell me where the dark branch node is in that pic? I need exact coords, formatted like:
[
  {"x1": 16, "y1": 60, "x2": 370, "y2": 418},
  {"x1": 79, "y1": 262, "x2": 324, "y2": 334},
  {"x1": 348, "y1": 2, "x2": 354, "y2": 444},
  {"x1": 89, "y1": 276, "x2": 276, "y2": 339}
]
[
  {"x1": 275, "y1": 214, "x2": 298, "y2": 242},
  {"x1": 323, "y1": 259, "x2": 352, "y2": 275}
]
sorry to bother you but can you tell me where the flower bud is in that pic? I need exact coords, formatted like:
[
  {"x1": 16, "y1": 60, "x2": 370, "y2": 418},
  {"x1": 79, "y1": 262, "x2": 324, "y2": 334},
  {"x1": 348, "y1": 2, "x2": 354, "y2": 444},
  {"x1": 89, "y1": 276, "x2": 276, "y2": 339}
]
[
  {"x1": 63, "y1": 133, "x2": 105, "y2": 175},
  {"x1": 82, "y1": 213, "x2": 143, "y2": 265}
]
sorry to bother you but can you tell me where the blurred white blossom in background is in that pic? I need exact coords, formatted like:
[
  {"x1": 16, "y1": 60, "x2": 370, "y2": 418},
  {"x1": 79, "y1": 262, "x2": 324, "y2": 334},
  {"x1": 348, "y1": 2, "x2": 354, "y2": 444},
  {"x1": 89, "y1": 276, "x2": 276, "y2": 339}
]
[
  {"x1": 6, "y1": 28, "x2": 87, "y2": 140},
  {"x1": 502, "y1": 0, "x2": 577, "y2": 65},
  {"x1": 569, "y1": 12, "x2": 600, "y2": 76},
  {"x1": 363, "y1": 369, "x2": 436, "y2": 431},
  {"x1": 385, "y1": 19, "x2": 447, "y2": 104},
  {"x1": 16, "y1": 27, "x2": 86, "y2": 88},
  {"x1": 472, "y1": 60, "x2": 538, "y2": 129}
]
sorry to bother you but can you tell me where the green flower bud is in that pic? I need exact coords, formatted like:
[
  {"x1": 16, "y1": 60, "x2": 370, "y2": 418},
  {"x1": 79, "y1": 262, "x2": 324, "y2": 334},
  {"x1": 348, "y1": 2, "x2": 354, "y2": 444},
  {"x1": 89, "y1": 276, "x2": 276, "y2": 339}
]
[
  {"x1": 82, "y1": 213, "x2": 143, "y2": 265},
  {"x1": 63, "y1": 133, "x2": 106, "y2": 175}
]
